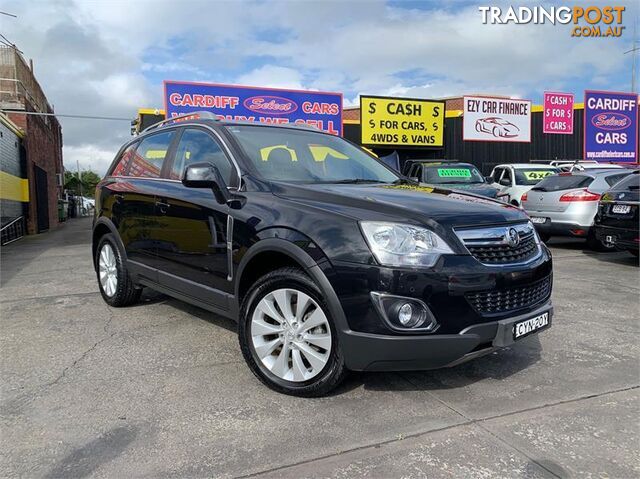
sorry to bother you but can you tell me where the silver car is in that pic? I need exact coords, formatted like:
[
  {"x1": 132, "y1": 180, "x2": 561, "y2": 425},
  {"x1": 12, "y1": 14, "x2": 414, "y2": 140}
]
[{"x1": 522, "y1": 169, "x2": 633, "y2": 250}]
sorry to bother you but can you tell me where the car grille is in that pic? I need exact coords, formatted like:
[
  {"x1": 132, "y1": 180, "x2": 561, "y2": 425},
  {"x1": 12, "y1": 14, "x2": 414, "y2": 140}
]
[
  {"x1": 466, "y1": 275, "x2": 552, "y2": 315},
  {"x1": 455, "y1": 222, "x2": 540, "y2": 265}
]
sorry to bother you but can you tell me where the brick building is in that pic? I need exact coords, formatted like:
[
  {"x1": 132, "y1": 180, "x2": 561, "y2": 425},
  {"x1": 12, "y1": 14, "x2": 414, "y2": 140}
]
[{"x1": 0, "y1": 45, "x2": 63, "y2": 235}]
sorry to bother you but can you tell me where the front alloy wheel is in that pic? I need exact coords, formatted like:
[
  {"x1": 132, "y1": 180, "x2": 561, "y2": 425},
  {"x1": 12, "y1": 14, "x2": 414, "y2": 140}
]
[
  {"x1": 239, "y1": 267, "x2": 347, "y2": 397},
  {"x1": 251, "y1": 288, "x2": 332, "y2": 382}
]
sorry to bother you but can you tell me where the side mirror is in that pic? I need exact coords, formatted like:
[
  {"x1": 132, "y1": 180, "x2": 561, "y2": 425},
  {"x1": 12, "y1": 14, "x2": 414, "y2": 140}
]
[
  {"x1": 485, "y1": 176, "x2": 494, "y2": 183},
  {"x1": 182, "y1": 162, "x2": 230, "y2": 205},
  {"x1": 499, "y1": 178, "x2": 511, "y2": 187}
]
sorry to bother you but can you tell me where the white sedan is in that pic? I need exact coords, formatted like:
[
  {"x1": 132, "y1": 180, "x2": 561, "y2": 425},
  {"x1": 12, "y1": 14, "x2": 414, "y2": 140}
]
[{"x1": 489, "y1": 164, "x2": 560, "y2": 206}]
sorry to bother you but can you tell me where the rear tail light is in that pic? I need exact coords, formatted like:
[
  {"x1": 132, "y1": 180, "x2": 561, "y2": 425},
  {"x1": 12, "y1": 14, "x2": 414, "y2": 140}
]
[
  {"x1": 559, "y1": 189, "x2": 601, "y2": 202},
  {"x1": 521, "y1": 192, "x2": 528, "y2": 202}
]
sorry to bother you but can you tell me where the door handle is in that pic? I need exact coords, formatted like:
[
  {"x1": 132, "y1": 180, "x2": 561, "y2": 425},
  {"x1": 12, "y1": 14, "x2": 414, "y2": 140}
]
[{"x1": 155, "y1": 200, "x2": 170, "y2": 214}]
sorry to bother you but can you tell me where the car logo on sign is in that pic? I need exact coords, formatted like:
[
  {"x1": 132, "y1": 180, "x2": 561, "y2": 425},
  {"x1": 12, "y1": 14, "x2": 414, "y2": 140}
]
[
  {"x1": 506, "y1": 228, "x2": 519, "y2": 247},
  {"x1": 243, "y1": 95, "x2": 298, "y2": 115},
  {"x1": 591, "y1": 112, "x2": 630, "y2": 132}
]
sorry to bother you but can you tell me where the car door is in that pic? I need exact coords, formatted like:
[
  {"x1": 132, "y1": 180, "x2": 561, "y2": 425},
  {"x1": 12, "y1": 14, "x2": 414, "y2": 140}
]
[
  {"x1": 108, "y1": 130, "x2": 178, "y2": 277},
  {"x1": 153, "y1": 126, "x2": 236, "y2": 309}
]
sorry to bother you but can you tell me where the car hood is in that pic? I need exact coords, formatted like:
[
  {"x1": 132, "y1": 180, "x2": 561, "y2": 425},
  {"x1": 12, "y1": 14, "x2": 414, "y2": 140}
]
[
  {"x1": 427, "y1": 182, "x2": 499, "y2": 198},
  {"x1": 271, "y1": 182, "x2": 525, "y2": 228}
]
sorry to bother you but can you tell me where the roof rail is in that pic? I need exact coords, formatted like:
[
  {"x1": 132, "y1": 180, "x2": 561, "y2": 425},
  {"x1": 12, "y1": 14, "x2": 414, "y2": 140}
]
[{"x1": 142, "y1": 111, "x2": 219, "y2": 133}]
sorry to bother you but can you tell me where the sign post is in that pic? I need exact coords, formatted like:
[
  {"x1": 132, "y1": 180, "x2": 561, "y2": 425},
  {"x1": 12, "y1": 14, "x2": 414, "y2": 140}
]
[
  {"x1": 164, "y1": 81, "x2": 343, "y2": 135},
  {"x1": 584, "y1": 90, "x2": 638, "y2": 163},
  {"x1": 543, "y1": 92, "x2": 574, "y2": 134},
  {"x1": 360, "y1": 95, "x2": 444, "y2": 148},
  {"x1": 463, "y1": 96, "x2": 531, "y2": 142}
]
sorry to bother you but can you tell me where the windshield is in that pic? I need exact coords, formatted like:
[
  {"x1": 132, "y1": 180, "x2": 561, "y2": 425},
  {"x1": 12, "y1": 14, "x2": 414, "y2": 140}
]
[
  {"x1": 514, "y1": 168, "x2": 559, "y2": 186},
  {"x1": 422, "y1": 164, "x2": 485, "y2": 184},
  {"x1": 225, "y1": 125, "x2": 400, "y2": 184}
]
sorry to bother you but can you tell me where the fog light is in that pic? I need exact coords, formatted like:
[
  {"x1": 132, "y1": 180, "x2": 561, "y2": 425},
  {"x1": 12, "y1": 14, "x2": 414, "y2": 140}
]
[
  {"x1": 398, "y1": 303, "x2": 413, "y2": 325},
  {"x1": 370, "y1": 292, "x2": 438, "y2": 332}
]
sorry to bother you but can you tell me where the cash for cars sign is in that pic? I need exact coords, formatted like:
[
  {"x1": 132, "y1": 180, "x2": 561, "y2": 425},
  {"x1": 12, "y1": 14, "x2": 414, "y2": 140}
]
[
  {"x1": 463, "y1": 96, "x2": 531, "y2": 142},
  {"x1": 360, "y1": 96, "x2": 444, "y2": 147},
  {"x1": 543, "y1": 92, "x2": 574, "y2": 134},
  {"x1": 584, "y1": 90, "x2": 638, "y2": 163},
  {"x1": 164, "y1": 81, "x2": 343, "y2": 135}
]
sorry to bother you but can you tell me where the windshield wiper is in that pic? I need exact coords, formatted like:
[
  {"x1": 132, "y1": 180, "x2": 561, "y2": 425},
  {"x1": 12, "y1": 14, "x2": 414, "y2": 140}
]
[{"x1": 324, "y1": 179, "x2": 388, "y2": 184}]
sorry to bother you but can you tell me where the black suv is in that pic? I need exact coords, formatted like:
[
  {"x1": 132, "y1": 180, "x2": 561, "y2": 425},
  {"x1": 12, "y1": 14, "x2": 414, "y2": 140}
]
[{"x1": 93, "y1": 112, "x2": 554, "y2": 396}]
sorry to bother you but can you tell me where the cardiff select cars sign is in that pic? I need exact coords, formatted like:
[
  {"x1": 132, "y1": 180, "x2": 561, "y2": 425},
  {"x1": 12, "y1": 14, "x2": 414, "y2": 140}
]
[
  {"x1": 360, "y1": 95, "x2": 444, "y2": 147},
  {"x1": 164, "y1": 81, "x2": 343, "y2": 135},
  {"x1": 463, "y1": 96, "x2": 531, "y2": 142}
]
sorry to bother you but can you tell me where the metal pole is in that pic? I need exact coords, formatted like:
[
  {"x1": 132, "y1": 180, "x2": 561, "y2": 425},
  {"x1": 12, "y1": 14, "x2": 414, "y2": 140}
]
[{"x1": 77, "y1": 160, "x2": 83, "y2": 216}]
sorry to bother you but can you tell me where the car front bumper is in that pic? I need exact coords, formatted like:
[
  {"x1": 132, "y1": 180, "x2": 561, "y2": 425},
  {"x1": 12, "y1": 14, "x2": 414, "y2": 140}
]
[{"x1": 340, "y1": 300, "x2": 553, "y2": 371}]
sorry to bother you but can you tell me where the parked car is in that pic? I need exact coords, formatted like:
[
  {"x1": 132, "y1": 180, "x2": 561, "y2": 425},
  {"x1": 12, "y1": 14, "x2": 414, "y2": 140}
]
[
  {"x1": 404, "y1": 160, "x2": 500, "y2": 198},
  {"x1": 93, "y1": 112, "x2": 554, "y2": 396},
  {"x1": 521, "y1": 169, "x2": 633, "y2": 249},
  {"x1": 490, "y1": 163, "x2": 560, "y2": 206},
  {"x1": 594, "y1": 172, "x2": 639, "y2": 257},
  {"x1": 549, "y1": 160, "x2": 625, "y2": 172}
]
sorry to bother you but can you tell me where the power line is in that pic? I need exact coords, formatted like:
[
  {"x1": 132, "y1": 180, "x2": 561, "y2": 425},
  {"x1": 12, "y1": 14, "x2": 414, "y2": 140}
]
[
  {"x1": 1, "y1": 110, "x2": 132, "y2": 121},
  {"x1": 0, "y1": 11, "x2": 17, "y2": 17}
]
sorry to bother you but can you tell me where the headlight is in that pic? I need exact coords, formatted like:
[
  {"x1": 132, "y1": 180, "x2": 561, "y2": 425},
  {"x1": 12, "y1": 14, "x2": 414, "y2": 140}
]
[{"x1": 360, "y1": 222, "x2": 454, "y2": 267}]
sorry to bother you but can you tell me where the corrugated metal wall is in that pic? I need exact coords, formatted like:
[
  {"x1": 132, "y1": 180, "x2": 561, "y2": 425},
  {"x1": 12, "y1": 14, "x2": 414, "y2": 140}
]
[{"x1": 344, "y1": 109, "x2": 588, "y2": 174}]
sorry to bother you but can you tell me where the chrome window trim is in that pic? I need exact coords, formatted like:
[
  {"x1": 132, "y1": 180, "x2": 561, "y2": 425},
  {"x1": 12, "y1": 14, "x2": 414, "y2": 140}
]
[{"x1": 226, "y1": 215, "x2": 234, "y2": 282}]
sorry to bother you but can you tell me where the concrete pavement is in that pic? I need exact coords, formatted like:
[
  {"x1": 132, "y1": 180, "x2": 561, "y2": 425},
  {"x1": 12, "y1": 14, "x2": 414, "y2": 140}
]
[{"x1": 1, "y1": 218, "x2": 638, "y2": 478}]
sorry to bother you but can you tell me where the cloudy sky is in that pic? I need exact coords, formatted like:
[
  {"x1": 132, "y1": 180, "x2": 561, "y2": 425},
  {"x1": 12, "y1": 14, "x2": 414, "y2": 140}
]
[{"x1": 1, "y1": 0, "x2": 637, "y2": 175}]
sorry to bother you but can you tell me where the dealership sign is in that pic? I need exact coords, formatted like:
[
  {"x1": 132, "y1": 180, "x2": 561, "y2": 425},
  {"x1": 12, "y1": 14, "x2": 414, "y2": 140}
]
[
  {"x1": 584, "y1": 90, "x2": 638, "y2": 163},
  {"x1": 360, "y1": 95, "x2": 444, "y2": 147},
  {"x1": 164, "y1": 81, "x2": 343, "y2": 135},
  {"x1": 463, "y1": 96, "x2": 531, "y2": 142},
  {"x1": 543, "y1": 92, "x2": 574, "y2": 134}
]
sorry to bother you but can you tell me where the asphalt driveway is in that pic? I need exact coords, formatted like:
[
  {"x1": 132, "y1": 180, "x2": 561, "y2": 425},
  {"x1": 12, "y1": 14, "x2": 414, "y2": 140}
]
[{"x1": 1, "y1": 217, "x2": 638, "y2": 478}]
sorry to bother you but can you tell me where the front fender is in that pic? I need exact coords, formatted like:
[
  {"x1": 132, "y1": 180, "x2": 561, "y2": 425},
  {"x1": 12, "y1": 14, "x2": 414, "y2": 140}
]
[{"x1": 233, "y1": 234, "x2": 350, "y2": 336}]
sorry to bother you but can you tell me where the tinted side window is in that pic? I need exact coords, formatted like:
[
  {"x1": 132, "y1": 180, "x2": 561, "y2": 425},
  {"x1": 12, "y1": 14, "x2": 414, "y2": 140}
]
[
  {"x1": 491, "y1": 167, "x2": 504, "y2": 182},
  {"x1": 605, "y1": 173, "x2": 632, "y2": 187},
  {"x1": 611, "y1": 173, "x2": 639, "y2": 191},
  {"x1": 171, "y1": 129, "x2": 232, "y2": 183},
  {"x1": 131, "y1": 131, "x2": 175, "y2": 178},
  {"x1": 111, "y1": 143, "x2": 137, "y2": 176}
]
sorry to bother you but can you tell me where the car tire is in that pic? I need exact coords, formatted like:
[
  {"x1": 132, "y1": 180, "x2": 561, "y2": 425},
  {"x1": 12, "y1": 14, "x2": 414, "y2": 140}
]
[
  {"x1": 95, "y1": 234, "x2": 142, "y2": 307},
  {"x1": 586, "y1": 232, "x2": 616, "y2": 252},
  {"x1": 238, "y1": 267, "x2": 347, "y2": 397}
]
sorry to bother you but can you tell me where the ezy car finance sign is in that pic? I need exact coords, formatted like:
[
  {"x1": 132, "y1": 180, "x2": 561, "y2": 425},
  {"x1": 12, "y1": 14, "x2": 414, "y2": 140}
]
[{"x1": 463, "y1": 96, "x2": 531, "y2": 143}]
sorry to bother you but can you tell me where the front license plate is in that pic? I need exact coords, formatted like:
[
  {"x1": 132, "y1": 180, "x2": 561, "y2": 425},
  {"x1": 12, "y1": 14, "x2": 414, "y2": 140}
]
[
  {"x1": 530, "y1": 216, "x2": 547, "y2": 224},
  {"x1": 611, "y1": 204, "x2": 631, "y2": 214},
  {"x1": 513, "y1": 312, "x2": 549, "y2": 340}
]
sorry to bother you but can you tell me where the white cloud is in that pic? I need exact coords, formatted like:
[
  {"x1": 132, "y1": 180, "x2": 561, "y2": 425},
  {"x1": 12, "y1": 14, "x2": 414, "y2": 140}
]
[
  {"x1": 236, "y1": 65, "x2": 304, "y2": 90},
  {"x1": 1, "y1": 0, "x2": 636, "y2": 176}
]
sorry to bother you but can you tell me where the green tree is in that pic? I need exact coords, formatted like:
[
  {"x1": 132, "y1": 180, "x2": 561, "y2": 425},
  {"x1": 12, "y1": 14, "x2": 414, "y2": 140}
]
[{"x1": 64, "y1": 170, "x2": 102, "y2": 198}]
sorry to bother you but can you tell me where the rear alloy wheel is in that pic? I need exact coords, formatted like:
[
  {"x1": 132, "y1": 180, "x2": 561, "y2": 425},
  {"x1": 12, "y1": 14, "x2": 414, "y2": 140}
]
[
  {"x1": 239, "y1": 267, "x2": 347, "y2": 396},
  {"x1": 95, "y1": 234, "x2": 142, "y2": 307}
]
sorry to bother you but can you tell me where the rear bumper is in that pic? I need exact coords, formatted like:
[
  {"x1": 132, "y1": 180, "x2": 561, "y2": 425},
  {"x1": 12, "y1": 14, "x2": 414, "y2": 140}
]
[
  {"x1": 340, "y1": 300, "x2": 553, "y2": 372},
  {"x1": 594, "y1": 225, "x2": 640, "y2": 250},
  {"x1": 532, "y1": 220, "x2": 592, "y2": 237}
]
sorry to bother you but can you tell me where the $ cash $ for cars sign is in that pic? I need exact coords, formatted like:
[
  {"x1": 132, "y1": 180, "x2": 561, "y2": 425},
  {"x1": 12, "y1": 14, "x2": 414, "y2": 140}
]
[{"x1": 360, "y1": 96, "x2": 444, "y2": 147}]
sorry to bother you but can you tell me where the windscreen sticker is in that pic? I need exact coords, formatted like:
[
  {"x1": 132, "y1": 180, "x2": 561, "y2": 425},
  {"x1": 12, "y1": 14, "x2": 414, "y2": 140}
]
[
  {"x1": 437, "y1": 168, "x2": 472, "y2": 178},
  {"x1": 523, "y1": 171, "x2": 554, "y2": 180}
]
